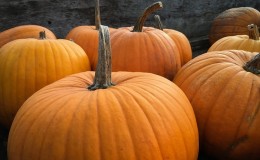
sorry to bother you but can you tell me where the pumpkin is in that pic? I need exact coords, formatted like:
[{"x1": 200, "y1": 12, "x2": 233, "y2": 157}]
[
  {"x1": 209, "y1": 7, "x2": 260, "y2": 45},
  {"x1": 173, "y1": 50, "x2": 260, "y2": 160},
  {"x1": 0, "y1": 24, "x2": 56, "y2": 48},
  {"x1": 208, "y1": 24, "x2": 260, "y2": 52},
  {"x1": 154, "y1": 15, "x2": 192, "y2": 66},
  {"x1": 8, "y1": 25, "x2": 199, "y2": 160},
  {"x1": 66, "y1": 0, "x2": 114, "y2": 69},
  {"x1": 0, "y1": 31, "x2": 91, "y2": 128},
  {"x1": 104, "y1": 2, "x2": 181, "y2": 80}
]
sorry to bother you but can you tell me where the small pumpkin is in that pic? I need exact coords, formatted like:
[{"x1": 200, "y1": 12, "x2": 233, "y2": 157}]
[
  {"x1": 173, "y1": 50, "x2": 260, "y2": 160},
  {"x1": 209, "y1": 7, "x2": 260, "y2": 45},
  {"x1": 0, "y1": 24, "x2": 56, "y2": 48},
  {"x1": 208, "y1": 24, "x2": 260, "y2": 52},
  {"x1": 106, "y1": 2, "x2": 181, "y2": 80},
  {"x1": 0, "y1": 31, "x2": 91, "y2": 128},
  {"x1": 66, "y1": 0, "x2": 114, "y2": 69},
  {"x1": 154, "y1": 15, "x2": 192, "y2": 66},
  {"x1": 8, "y1": 25, "x2": 199, "y2": 160}
]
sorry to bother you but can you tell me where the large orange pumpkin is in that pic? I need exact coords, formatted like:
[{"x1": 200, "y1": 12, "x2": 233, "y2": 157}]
[
  {"x1": 8, "y1": 25, "x2": 199, "y2": 160},
  {"x1": 66, "y1": 0, "x2": 114, "y2": 69},
  {"x1": 0, "y1": 31, "x2": 91, "y2": 128},
  {"x1": 154, "y1": 15, "x2": 192, "y2": 66},
  {"x1": 208, "y1": 24, "x2": 260, "y2": 52},
  {"x1": 209, "y1": 7, "x2": 260, "y2": 45},
  {"x1": 173, "y1": 50, "x2": 260, "y2": 160},
  {"x1": 0, "y1": 25, "x2": 56, "y2": 48},
  {"x1": 104, "y1": 2, "x2": 181, "y2": 80}
]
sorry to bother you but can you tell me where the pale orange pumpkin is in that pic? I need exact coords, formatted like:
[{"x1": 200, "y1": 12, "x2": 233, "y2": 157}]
[
  {"x1": 0, "y1": 24, "x2": 56, "y2": 48},
  {"x1": 209, "y1": 7, "x2": 260, "y2": 45},
  {"x1": 154, "y1": 15, "x2": 192, "y2": 66},
  {"x1": 8, "y1": 25, "x2": 199, "y2": 160},
  {"x1": 174, "y1": 50, "x2": 260, "y2": 160},
  {"x1": 208, "y1": 24, "x2": 260, "y2": 52},
  {"x1": 0, "y1": 31, "x2": 91, "y2": 128}
]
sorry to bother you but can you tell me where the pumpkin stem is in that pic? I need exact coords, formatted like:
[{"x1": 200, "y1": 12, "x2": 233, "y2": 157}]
[
  {"x1": 243, "y1": 53, "x2": 260, "y2": 74},
  {"x1": 248, "y1": 24, "x2": 259, "y2": 40},
  {"x1": 88, "y1": 25, "x2": 114, "y2": 90},
  {"x1": 39, "y1": 31, "x2": 46, "y2": 39},
  {"x1": 95, "y1": 0, "x2": 101, "y2": 30},
  {"x1": 154, "y1": 15, "x2": 164, "y2": 30},
  {"x1": 132, "y1": 1, "x2": 163, "y2": 32}
]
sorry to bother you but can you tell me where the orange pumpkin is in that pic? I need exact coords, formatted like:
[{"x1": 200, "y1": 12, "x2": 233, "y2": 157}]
[
  {"x1": 154, "y1": 15, "x2": 192, "y2": 66},
  {"x1": 0, "y1": 31, "x2": 91, "y2": 128},
  {"x1": 0, "y1": 25, "x2": 56, "y2": 48},
  {"x1": 8, "y1": 25, "x2": 199, "y2": 160},
  {"x1": 66, "y1": 26, "x2": 99, "y2": 70},
  {"x1": 208, "y1": 24, "x2": 260, "y2": 52},
  {"x1": 174, "y1": 50, "x2": 260, "y2": 160},
  {"x1": 105, "y1": 2, "x2": 181, "y2": 80},
  {"x1": 209, "y1": 7, "x2": 260, "y2": 45},
  {"x1": 66, "y1": 0, "x2": 114, "y2": 69}
]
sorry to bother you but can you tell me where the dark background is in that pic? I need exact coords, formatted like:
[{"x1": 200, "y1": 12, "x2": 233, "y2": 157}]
[
  {"x1": 0, "y1": 0, "x2": 259, "y2": 159},
  {"x1": 0, "y1": 0, "x2": 259, "y2": 55}
]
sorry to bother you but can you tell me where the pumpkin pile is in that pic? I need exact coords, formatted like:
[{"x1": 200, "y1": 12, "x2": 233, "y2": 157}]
[
  {"x1": 7, "y1": 24, "x2": 199, "y2": 160},
  {"x1": 66, "y1": 1, "x2": 184, "y2": 80},
  {"x1": 171, "y1": 6, "x2": 260, "y2": 160},
  {"x1": 0, "y1": 0, "x2": 259, "y2": 160},
  {"x1": 0, "y1": 1, "x2": 199, "y2": 160}
]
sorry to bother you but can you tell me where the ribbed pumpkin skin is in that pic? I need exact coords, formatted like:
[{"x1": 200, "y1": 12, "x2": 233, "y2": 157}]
[
  {"x1": 0, "y1": 25, "x2": 56, "y2": 48},
  {"x1": 66, "y1": 26, "x2": 98, "y2": 69},
  {"x1": 208, "y1": 35, "x2": 260, "y2": 52},
  {"x1": 209, "y1": 7, "x2": 260, "y2": 45},
  {"x1": 101, "y1": 27, "x2": 181, "y2": 80},
  {"x1": 8, "y1": 72, "x2": 199, "y2": 160},
  {"x1": 0, "y1": 39, "x2": 91, "y2": 128},
  {"x1": 66, "y1": 26, "x2": 115, "y2": 70},
  {"x1": 163, "y1": 29, "x2": 192, "y2": 66},
  {"x1": 173, "y1": 50, "x2": 260, "y2": 160}
]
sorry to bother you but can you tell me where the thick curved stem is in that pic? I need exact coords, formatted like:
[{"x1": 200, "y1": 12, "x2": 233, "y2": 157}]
[
  {"x1": 88, "y1": 25, "x2": 114, "y2": 90},
  {"x1": 39, "y1": 31, "x2": 46, "y2": 39},
  {"x1": 243, "y1": 53, "x2": 260, "y2": 74},
  {"x1": 95, "y1": 0, "x2": 101, "y2": 30},
  {"x1": 132, "y1": 1, "x2": 163, "y2": 32},
  {"x1": 154, "y1": 15, "x2": 164, "y2": 30},
  {"x1": 248, "y1": 24, "x2": 259, "y2": 40}
]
